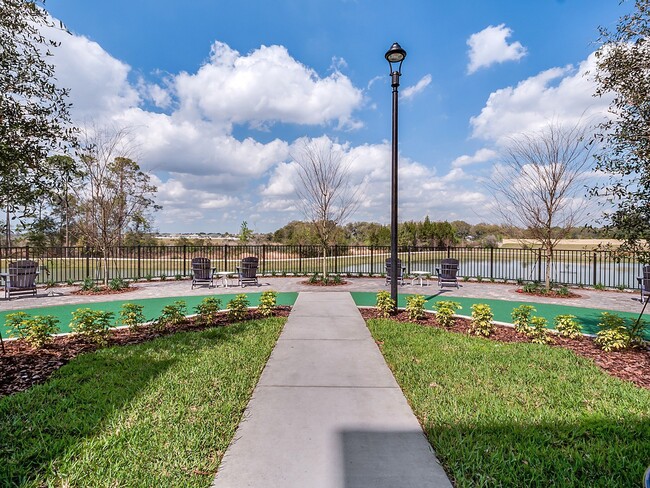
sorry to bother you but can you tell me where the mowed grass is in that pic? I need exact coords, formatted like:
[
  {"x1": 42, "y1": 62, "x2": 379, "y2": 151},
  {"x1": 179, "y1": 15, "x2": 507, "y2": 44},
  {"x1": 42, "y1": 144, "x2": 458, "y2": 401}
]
[
  {"x1": 367, "y1": 319, "x2": 650, "y2": 487},
  {"x1": 0, "y1": 317, "x2": 285, "y2": 487}
]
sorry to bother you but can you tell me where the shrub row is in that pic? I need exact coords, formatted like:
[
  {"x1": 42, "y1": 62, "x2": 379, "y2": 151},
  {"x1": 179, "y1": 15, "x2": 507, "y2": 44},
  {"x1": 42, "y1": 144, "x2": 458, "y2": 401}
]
[
  {"x1": 3, "y1": 291, "x2": 278, "y2": 349},
  {"x1": 375, "y1": 293, "x2": 646, "y2": 352}
]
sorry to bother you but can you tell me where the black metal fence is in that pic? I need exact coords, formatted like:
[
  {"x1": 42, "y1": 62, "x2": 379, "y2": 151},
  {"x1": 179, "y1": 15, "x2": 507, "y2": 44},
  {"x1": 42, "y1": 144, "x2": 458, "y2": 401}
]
[{"x1": 0, "y1": 245, "x2": 643, "y2": 290}]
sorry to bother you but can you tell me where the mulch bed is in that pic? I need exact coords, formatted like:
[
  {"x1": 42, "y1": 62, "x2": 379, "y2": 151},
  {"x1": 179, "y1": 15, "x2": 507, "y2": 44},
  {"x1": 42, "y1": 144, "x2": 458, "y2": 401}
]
[
  {"x1": 72, "y1": 286, "x2": 140, "y2": 296},
  {"x1": 300, "y1": 280, "x2": 348, "y2": 286},
  {"x1": 360, "y1": 308, "x2": 650, "y2": 390},
  {"x1": 0, "y1": 307, "x2": 291, "y2": 398},
  {"x1": 515, "y1": 289, "x2": 582, "y2": 299}
]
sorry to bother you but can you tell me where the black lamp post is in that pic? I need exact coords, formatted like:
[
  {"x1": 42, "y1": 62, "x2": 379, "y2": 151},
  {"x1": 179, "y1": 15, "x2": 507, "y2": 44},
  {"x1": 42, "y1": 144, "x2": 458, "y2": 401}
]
[{"x1": 385, "y1": 42, "x2": 406, "y2": 312}]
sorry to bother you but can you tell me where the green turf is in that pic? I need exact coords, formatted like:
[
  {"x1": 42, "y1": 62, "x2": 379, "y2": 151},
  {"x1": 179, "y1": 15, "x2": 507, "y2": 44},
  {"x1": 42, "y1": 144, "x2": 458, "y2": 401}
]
[
  {"x1": 0, "y1": 317, "x2": 286, "y2": 487},
  {"x1": 0, "y1": 292, "x2": 298, "y2": 337},
  {"x1": 368, "y1": 318, "x2": 650, "y2": 487},
  {"x1": 351, "y1": 291, "x2": 650, "y2": 339}
]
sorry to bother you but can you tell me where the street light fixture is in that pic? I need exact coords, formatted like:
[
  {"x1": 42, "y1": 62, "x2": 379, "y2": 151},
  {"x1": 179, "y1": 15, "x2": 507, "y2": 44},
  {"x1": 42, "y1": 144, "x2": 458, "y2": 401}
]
[{"x1": 385, "y1": 42, "x2": 406, "y2": 312}]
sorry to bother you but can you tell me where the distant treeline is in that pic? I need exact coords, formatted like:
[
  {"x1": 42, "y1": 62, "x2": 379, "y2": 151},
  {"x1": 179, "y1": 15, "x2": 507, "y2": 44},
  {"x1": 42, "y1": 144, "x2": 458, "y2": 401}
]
[{"x1": 265, "y1": 218, "x2": 608, "y2": 248}]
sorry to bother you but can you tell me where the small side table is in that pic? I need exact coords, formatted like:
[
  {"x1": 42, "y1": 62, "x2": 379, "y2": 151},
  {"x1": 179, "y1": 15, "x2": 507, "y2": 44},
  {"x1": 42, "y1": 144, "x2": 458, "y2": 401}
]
[
  {"x1": 411, "y1": 271, "x2": 430, "y2": 287},
  {"x1": 214, "y1": 271, "x2": 237, "y2": 287}
]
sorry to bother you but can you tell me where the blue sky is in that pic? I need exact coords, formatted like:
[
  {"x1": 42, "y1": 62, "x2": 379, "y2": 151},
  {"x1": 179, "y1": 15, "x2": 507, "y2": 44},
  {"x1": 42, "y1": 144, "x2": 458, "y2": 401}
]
[{"x1": 43, "y1": 0, "x2": 627, "y2": 233}]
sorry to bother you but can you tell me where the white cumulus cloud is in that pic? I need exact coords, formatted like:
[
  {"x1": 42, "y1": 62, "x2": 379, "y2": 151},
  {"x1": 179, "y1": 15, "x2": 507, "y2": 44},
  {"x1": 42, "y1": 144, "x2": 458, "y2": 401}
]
[
  {"x1": 451, "y1": 148, "x2": 497, "y2": 168},
  {"x1": 402, "y1": 74, "x2": 432, "y2": 100},
  {"x1": 467, "y1": 24, "x2": 527, "y2": 74}
]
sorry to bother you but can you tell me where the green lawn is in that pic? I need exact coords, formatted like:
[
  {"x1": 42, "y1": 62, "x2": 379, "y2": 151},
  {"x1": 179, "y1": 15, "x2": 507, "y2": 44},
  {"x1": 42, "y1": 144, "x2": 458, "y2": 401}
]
[
  {"x1": 0, "y1": 317, "x2": 285, "y2": 487},
  {"x1": 367, "y1": 318, "x2": 650, "y2": 487}
]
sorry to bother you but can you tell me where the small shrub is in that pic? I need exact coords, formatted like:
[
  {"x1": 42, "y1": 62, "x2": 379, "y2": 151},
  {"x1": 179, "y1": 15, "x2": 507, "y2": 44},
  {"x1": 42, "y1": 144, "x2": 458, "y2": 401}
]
[
  {"x1": 595, "y1": 312, "x2": 645, "y2": 351},
  {"x1": 594, "y1": 282, "x2": 605, "y2": 291},
  {"x1": 577, "y1": 282, "x2": 585, "y2": 288},
  {"x1": 528, "y1": 316, "x2": 551, "y2": 344},
  {"x1": 470, "y1": 303, "x2": 494, "y2": 337},
  {"x1": 308, "y1": 273, "x2": 320, "y2": 284},
  {"x1": 462, "y1": 276, "x2": 470, "y2": 282},
  {"x1": 516, "y1": 278, "x2": 523, "y2": 285},
  {"x1": 332, "y1": 274, "x2": 343, "y2": 284},
  {"x1": 376, "y1": 291, "x2": 395, "y2": 318},
  {"x1": 195, "y1": 296, "x2": 222, "y2": 325},
  {"x1": 554, "y1": 314, "x2": 581, "y2": 338},
  {"x1": 109, "y1": 277, "x2": 129, "y2": 291},
  {"x1": 81, "y1": 277, "x2": 98, "y2": 292},
  {"x1": 7, "y1": 312, "x2": 60, "y2": 348},
  {"x1": 258, "y1": 291, "x2": 278, "y2": 317},
  {"x1": 434, "y1": 301, "x2": 462, "y2": 328},
  {"x1": 70, "y1": 308, "x2": 115, "y2": 345},
  {"x1": 557, "y1": 285, "x2": 570, "y2": 296},
  {"x1": 145, "y1": 274, "x2": 153, "y2": 282},
  {"x1": 66, "y1": 279, "x2": 74, "y2": 286},
  {"x1": 476, "y1": 275, "x2": 483, "y2": 283},
  {"x1": 228, "y1": 294, "x2": 250, "y2": 321},
  {"x1": 156, "y1": 300, "x2": 187, "y2": 330},
  {"x1": 511, "y1": 305, "x2": 536, "y2": 334},
  {"x1": 174, "y1": 274, "x2": 182, "y2": 281},
  {"x1": 489, "y1": 277, "x2": 495, "y2": 283},
  {"x1": 160, "y1": 273, "x2": 167, "y2": 281},
  {"x1": 405, "y1": 295, "x2": 426, "y2": 321},
  {"x1": 119, "y1": 303, "x2": 146, "y2": 331},
  {"x1": 616, "y1": 284, "x2": 626, "y2": 291},
  {"x1": 522, "y1": 282, "x2": 538, "y2": 293}
]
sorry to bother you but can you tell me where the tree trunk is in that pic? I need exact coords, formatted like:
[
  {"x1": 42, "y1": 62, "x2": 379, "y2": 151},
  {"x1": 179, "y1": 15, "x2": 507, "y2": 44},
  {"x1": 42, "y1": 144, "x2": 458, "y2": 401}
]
[
  {"x1": 322, "y1": 245, "x2": 328, "y2": 280},
  {"x1": 544, "y1": 243, "x2": 553, "y2": 290}
]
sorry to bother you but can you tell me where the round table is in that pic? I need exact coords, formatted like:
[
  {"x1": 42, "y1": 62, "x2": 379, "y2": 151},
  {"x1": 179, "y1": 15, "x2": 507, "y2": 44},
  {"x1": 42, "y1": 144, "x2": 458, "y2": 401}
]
[
  {"x1": 411, "y1": 271, "x2": 431, "y2": 287},
  {"x1": 214, "y1": 271, "x2": 237, "y2": 287}
]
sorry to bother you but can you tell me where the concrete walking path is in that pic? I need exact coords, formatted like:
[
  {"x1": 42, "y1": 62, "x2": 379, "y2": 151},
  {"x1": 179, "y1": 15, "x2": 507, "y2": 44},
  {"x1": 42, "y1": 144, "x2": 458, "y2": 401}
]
[{"x1": 211, "y1": 291, "x2": 452, "y2": 488}]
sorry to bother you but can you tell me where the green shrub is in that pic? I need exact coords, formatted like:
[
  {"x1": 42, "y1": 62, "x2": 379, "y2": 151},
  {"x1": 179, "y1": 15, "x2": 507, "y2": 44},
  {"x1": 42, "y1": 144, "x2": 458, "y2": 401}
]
[
  {"x1": 81, "y1": 277, "x2": 98, "y2": 292},
  {"x1": 308, "y1": 273, "x2": 320, "y2": 284},
  {"x1": 376, "y1": 291, "x2": 395, "y2": 318},
  {"x1": 174, "y1": 274, "x2": 182, "y2": 281},
  {"x1": 405, "y1": 295, "x2": 426, "y2": 321},
  {"x1": 109, "y1": 277, "x2": 129, "y2": 291},
  {"x1": 522, "y1": 282, "x2": 539, "y2": 293},
  {"x1": 6, "y1": 312, "x2": 60, "y2": 348},
  {"x1": 470, "y1": 304, "x2": 494, "y2": 337},
  {"x1": 528, "y1": 316, "x2": 551, "y2": 344},
  {"x1": 119, "y1": 303, "x2": 146, "y2": 331},
  {"x1": 70, "y1": 308, "x2": 115, "y2": 345},
  {"x1": 160, "y1": 274, "x2": 167, "y2": 281},
  {"x1": 476, "y1": 275, "x2": 483, "y2": 283},
  {"x1": 227, "y1": 294, "x2": 250, "y2": 321},
  {"x1": 511, "y1": 305, "x2": 536, "y2": 334},
  {"x1": 557, "y1": 285, "x2": 570, "y2": 296},
  {"x1": 332, "y1": 274, "x2": 343, "y2": 284},
  {"x1": 155, "y1": 300, "x2": 187, "y2": 330},
  {"x1": 258, "y1": 291, "x2": 278, "y2": 317},
  {"x1": 145, "y1": 274, "x2": 153, "y2": 282},
  {"x1": 615, "y1": 284, "x2": 626, "y2": 291},
  {"x1": 594, "y1": 282, "x2": 605, "y2": 291},
  {"x1": 434, "y1": 301, "x2": 462, "y2": 328},
  {"x1": 194, "y1": 297, "x2": 222, "y2": 325},
  {"x1": 462, "y1": 276, "x2": 470, "y2": 282},
  {"x1": 554, "y1": 314, "x2": 582, "y2": 338},
  {"x1": 66, "y1": 279, "x2": 74, "y2": 286},
  {"x1": 594, "y1": 312, "x2": 645, "y2": 351}
]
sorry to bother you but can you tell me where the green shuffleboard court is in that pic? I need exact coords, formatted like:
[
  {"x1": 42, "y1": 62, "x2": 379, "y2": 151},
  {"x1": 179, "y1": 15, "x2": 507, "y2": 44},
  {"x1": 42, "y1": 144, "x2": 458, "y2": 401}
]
[
  {"x1": 351, "y1": 291, "x2": 650, "y2": 340},
  {"x1": 0, "y1": 292, "x2": 298, "y2": 337}
]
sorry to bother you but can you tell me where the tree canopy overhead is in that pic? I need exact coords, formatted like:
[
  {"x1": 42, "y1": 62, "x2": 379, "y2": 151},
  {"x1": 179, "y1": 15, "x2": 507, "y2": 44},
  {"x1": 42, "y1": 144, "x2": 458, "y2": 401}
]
[
  {"x1": 0, "y1": 0, "x2": 77, "y2": 223},
  {"x1": 592, "y1": 0, "x2": 650, "y2": 253}
]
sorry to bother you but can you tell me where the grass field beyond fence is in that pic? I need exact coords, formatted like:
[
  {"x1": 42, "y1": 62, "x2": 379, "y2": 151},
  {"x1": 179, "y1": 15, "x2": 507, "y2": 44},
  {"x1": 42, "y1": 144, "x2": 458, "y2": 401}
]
[
  {"x1": 367, "y1": 318, "x2": 650, "y2": 487},
  {"x1": 0, "y1": 317, "x2": 285, "y2": 487}
]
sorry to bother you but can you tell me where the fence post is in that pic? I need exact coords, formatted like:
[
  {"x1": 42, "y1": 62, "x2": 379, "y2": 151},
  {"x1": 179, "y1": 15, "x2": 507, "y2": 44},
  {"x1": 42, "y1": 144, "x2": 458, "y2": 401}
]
[
  {"x1": 25, "y1": 245, "x2": 29, "y2": 260},
  {"x1": 407, "y1": 246, "x2": 411, "y2": 274},
  {"x1": 137, "y1": 245, "x2": 141, "y2": 279},
  {"x1": 537, "y1": 249, "x2": 542, "y2": 283},
  {"x1": 447, "y1": 245, "x2": 450, "y2": 259},
  {"x1": 334, "y1": 245, "x2": 338, "y2": 274},
  {"x1": 490, "y1": 247, "x2": 494, "y2": 280},
  {"x1": 85, "y1": 247, "x2": 90, "y2": 279},
  {"x1": 593, "y1": 252, "x2": 598, "y2": 287},
  {"x1": 262, "y1": 244, "x2": 266, "y2": 275}
]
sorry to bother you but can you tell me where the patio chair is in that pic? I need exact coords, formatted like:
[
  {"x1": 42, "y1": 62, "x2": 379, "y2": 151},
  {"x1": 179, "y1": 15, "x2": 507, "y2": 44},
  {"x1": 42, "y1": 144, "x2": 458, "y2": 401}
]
[
  {"x1": 436, "y1": 258, "x2": 459, "y2": 288},
  {"x1": 637, "y1": 265, "x2": 650, "y2": 302},
  {"x1": 3, "y1": 260, "x2": 39, "y2": 299},
  {"x1": 191, "y1": 257, "x2": 214, "y2": 289},
  {"x1": 384, "y1": 258, "x2": 404, "y2": 286},
  {"x1": 237, "y1": 256, "x2": 259, "y2": 287}
]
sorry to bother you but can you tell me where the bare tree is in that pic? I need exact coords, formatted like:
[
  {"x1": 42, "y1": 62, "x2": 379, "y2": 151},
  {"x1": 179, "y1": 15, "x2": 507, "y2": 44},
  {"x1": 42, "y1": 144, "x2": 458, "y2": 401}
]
[
  {"x1": 490, "y1": 122, "x2": 594, "y2": 290},
  {"x1": 293, "y1": 139, "x2": 360, "y2": 279},
  {"x1": 74, "y1": 125, "x2": 160, "y2": 284}
]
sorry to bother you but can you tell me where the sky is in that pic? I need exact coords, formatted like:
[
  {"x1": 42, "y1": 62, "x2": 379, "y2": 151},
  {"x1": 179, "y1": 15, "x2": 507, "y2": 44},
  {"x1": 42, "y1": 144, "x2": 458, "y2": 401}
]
[{"x1": 41, "y1": 0, "x2": 629, "y2": 234}]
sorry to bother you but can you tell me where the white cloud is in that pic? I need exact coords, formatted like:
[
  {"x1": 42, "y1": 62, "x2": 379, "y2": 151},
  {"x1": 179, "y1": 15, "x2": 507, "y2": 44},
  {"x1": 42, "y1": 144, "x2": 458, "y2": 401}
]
[
  {"x1": 174, "y1": 42, "x2": 363, "y2": 129},
  {"x1": 469, "y1": 52, "x2": 611, "y2": 143},
  {"x1": 402, "y1": 74, "x2": 432, "y2": 100},
  {"x1": 451, "y1": 148, "x2": 497, "y2": 168},
  {"x1": 467, "y1": 24, "x2": 526, "y2": 74}
]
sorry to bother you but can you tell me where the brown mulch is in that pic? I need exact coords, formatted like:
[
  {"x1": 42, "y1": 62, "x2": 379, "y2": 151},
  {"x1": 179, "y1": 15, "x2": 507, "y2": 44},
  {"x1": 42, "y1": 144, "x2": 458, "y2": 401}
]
[
  {"x1": 72, "y1": 286, "x2": 140, "y2": 296},
  {"x1": 0, "y1": 307, "x2": 291, "y2": 398},
  {"x1": 515, "y1": 289, "x2": 581, "y2": 299},
  {"x1": 360, "y1": 308, "x2": 650, "y2": 390},
  {"x1": 300, "y1": 280, "x2": 348, "y2": 286}
]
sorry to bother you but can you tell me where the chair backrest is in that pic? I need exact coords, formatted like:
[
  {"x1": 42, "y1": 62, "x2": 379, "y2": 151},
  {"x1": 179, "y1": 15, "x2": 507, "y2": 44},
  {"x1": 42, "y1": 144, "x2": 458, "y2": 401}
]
[
  {"x1": 240, "y1": 256, "x2": 259, "y2": 278},
  {"x1": 439, "y1": 259, "x2": 459, "y2": 278},
  {"x1": 385, "y1": 258, "x2": 403, "y2": 278},
  {"x1": 642, "y1": 265, "x2": 650, "y2": 288},
  {"x1": 191, "y1": 257, "x2": 211, "y2": 280},
  {"x1": 8, "y1": 260, "x2": 39, "y2": 289}
]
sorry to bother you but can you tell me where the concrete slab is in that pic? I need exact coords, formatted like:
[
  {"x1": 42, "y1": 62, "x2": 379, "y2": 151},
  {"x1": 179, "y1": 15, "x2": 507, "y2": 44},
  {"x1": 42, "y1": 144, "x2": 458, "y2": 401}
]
[{"x1": 211, "y1": 291, "x2": 453, "y2": 488}]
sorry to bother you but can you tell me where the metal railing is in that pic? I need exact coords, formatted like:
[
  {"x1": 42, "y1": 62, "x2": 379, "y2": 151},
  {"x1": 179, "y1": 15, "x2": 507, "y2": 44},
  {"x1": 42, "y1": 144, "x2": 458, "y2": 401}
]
[{"x1": 0, "y1": 245, "x2": 643, "y2": 289}]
